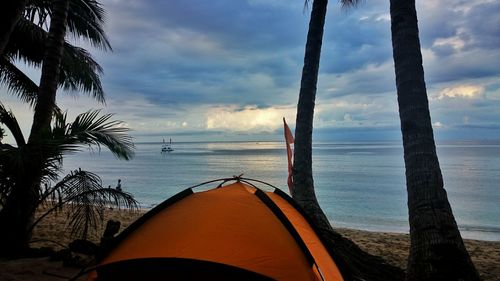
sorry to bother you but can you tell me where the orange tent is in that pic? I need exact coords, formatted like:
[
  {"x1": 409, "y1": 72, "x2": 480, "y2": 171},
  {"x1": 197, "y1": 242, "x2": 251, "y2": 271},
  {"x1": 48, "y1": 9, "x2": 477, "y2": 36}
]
[{"x1": 88, "y1": 179, "x2": 344, "y2": 281}]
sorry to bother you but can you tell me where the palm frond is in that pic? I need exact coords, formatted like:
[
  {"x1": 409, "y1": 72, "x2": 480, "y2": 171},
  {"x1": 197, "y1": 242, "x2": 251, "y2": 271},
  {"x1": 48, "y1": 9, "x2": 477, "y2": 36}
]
[
  {"x1": 0, "y1": 102, "x2": 26, "y2": 146},
  {"x1": 0, "y1": 141, "x2": 62, "y2": 207},
  {"x1": 33, "y1": 169, "x2": 137, "y2": 239},
  {"x1": 67, "y1": 0, "x2": 112, "y2": 51},
  {"x1": 0, "y1": 110, "x2": 133, "y2": 202},
  {"x1": 5, "y1": 18, "x2": 105, "y2": 102},
  {"x1": 59, "y1": 110, "x2": 135, "y2": 160},
  {"x1": 24, "y1": 0, "x2": 111, "y2": 50},
  {"x1": 303, "y1": 0, "x2": 360, "y2": 11},
  {"x1": 4, "y1": 18, "x2": 45, "y2": 67},
  {"x1": 0, "y1": 57, "x2": 39, "y2": 106},
  {"x1": 0, "y1": 142, "x2": 16, "y2": 207},
  {"x1": 24, "y1": 0, "x2": 51, "y2": 28},
  {"x1": 60, "y1": 45, "x2": 104, "y2": 103},
  {"x1": 340, "y1": 0, "x2": 361, "y2": 8}
]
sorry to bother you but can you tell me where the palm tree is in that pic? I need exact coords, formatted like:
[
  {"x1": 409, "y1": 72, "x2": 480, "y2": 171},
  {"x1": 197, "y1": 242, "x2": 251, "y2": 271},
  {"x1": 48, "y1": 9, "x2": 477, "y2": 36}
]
[
  {"x1": 293, "y1": 1, "x2": 404, "y2": 280},
  {"x1": 389, "y1": 0, "x2": 480, "y2": 279},
  {"x1": 0, "y1": 105, "x2": 135, "y2": 255},
  {"x1": 0, "y1": 0, "x2": 127, "y2": 256}
]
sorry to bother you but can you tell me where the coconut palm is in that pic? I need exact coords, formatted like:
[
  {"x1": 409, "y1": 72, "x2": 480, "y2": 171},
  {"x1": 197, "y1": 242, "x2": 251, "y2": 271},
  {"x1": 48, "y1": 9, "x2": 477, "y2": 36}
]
[
  {"x1": 0, "y1": 0, "x2": 132, "y2": 256},
  {"x1": 293, "y1": 0, "x2": 404, "y2": 280},
  {"x1": 0, "y1": 105, "x2": 135, "y2": 255},
  {"x1": 389, "y1": 0, "x2": 480, "y2": 279},
  {"x1": 1, "y1": 0, "x2": 110, "y2": 105},
  {"x1": 293, "y1": 0, "x2": 332, "y2": 232}
]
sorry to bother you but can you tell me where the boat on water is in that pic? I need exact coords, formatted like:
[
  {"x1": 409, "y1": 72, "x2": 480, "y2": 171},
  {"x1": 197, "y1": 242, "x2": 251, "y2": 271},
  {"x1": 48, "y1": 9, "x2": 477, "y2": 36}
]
[{"x1": 161, "y1": 138, "x2": 174, "y2": 153}]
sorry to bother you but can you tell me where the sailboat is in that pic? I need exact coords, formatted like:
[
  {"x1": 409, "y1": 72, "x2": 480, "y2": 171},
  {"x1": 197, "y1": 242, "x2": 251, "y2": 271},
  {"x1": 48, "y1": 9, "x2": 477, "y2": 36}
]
[{"x1": 161, "y1": 138, "x2": 174, "y2": 153}]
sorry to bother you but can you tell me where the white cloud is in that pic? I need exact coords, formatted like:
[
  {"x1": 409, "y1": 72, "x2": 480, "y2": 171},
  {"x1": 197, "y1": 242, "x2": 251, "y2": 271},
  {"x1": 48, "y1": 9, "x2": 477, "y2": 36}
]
[
  {"x1": 436, "y1": 85, "x2": 485, "y2": 100},
  {"x1": 433, "y1": 35, "x2": 467, "y2": 51},
  {"x1": 205, "y1": 105, "x2": 295, "y2": 132},
  {"x1": 433, "y1": 121, "x2": 444, "y2": 128}
]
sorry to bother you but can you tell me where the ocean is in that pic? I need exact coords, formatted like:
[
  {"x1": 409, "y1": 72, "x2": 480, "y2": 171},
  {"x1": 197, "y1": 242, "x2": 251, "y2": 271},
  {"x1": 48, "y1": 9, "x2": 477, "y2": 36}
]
[{"x1": 62, "y1": 140, "x2": 500, "y2": 241}]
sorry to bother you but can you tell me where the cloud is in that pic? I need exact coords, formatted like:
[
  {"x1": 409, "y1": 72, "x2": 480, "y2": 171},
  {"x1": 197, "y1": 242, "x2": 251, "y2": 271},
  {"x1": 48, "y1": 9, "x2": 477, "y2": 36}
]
[
  {"x1": 435, "y1": 85, "x2": 485, "y2": 100},
  {"x1": 433, "y1": 121, "x2": 444, "y2": 128},
  {"x1": 205, "y1": 105, "x2": 296, "y2": 132},
  {"x1": 1, "y1": 0, "x2": 499, "y2": 143}
]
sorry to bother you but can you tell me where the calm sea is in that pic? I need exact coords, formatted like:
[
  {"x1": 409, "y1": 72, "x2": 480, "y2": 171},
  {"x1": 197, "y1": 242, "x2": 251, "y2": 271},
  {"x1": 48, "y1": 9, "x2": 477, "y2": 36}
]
[{"x1": 62, "y1": 140, "x2": 500, "y2": 241}]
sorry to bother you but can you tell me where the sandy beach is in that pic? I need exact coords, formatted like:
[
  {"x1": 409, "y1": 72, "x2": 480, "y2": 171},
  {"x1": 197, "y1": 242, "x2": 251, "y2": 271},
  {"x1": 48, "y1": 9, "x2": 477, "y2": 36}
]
[{"x1": 0, "y1": 208, "x2": 499, "y2": 281}]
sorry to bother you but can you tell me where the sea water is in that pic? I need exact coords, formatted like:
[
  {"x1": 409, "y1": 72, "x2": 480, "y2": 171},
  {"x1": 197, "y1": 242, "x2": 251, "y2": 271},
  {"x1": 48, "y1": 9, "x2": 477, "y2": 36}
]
[{"x1": 62, "y1": 140, "x2": 500, "y2": 241}]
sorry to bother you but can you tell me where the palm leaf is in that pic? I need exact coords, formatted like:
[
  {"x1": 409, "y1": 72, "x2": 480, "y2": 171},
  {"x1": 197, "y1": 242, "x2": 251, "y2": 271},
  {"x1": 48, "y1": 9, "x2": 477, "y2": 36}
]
[
  {"x1": 32, "y1": 169, "x2": 137, "y2": 239},
  {"x1": 24, "y1": 0, "x2": 111, "y2": 50},
  {"x1": 4, "y1": 18, "x2": 105, "y2": 102},
  {"x1": 0, "y1": 57, "x2": 39, "y2": 106},
  {"x1": 58, "y1": 110, "x2": 135, "y2": 160},
  {"x1": 0, "y1": 107, "x2": 134, "y2": 195},
  {"x1": 66, "y1": 0, "x2": 112, "y2": 51},
  {"x1": 4, "y1": 18, "x2": 45, "y2": 66},
  {"x1": 60, "y1": 44, "x2": 104, "y2": 103},
  {"x1": 0, "y1": 102, "x2": 26, "y2": 146}
]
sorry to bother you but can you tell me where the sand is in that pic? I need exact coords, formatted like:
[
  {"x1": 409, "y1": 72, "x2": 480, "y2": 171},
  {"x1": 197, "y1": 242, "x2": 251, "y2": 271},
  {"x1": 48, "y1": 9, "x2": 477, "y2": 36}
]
[{"x1": 1, "y1": 208, "x2": 499, "y2": 281}]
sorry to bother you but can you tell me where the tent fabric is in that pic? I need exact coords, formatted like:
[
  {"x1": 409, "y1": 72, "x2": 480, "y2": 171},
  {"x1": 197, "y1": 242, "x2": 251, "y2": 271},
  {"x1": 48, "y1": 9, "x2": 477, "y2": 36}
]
[{"x1": 89, "y1": 181, "x2": 343, "y2": 281}]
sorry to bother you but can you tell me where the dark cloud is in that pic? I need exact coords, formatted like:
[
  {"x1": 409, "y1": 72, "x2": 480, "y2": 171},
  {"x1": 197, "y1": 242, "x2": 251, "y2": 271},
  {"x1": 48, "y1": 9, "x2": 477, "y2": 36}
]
[
  {"x1": 322, "y1": 2, "x2": 393, "y2": 73},
  {"x1": 461, "y1": 1, "x2": 500, "y2": 50},
  {"x1": 96, "y1": 0, "x2": 500, "y2": 106}
]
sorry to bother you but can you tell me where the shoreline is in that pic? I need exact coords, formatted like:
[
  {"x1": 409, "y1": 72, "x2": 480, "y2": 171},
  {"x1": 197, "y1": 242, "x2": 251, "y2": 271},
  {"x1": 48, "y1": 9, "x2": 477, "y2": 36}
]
[
  {"x1": 137, "y1": 205, "x2": 500, "y2": 242},
  {"x1": 332, "y1": 222, "x2": 500, "y2": 242},
  {"x1": 1, "y1": 207, "x2": 498, "y2": 280}
]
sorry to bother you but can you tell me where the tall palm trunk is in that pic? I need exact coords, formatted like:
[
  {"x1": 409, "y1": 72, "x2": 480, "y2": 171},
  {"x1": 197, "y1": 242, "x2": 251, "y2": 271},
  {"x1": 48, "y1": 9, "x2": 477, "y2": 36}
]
[
  {"x1": 293, "y1": 1, "x2": 404, "y2": 280},
  {"x1": 0, "y1": 0, "x2": 29, "y2": 56},
  {"x1": 293, "y1": 0, "x2": 330, "y2": 231},
  {"x1": 389, "y1": 0, "x2": 480, "y2": 280},
  {"x1": 30, "y1": 0, "x2": 70, "y2": 140},
  {"x1": 0, "y1": 0, "x2": 70, "y2": 256},
  {"x1": 0, "y1": 166, "x2": 41, "y2": 256}
]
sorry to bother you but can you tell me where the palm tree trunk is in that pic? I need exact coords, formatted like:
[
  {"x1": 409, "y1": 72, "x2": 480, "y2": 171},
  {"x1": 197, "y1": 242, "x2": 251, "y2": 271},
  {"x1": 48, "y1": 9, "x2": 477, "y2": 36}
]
[
  {"x1": 29, "y1": 0, "x2": 70, "y2": 141},
  {"x1": 293, "y1": 1, "x2": 404, "y2": 280},
  {"x1": 0, "y1": 0, "x2": 29, "y2": 56},
  {"x1": 389, "y1": 0, "x2": 480, "y2": 280},
  {"x1": 293, "y1": 0, "x2": 330, "y2": 230},
  {"x1": 0, "y1": 173, "x2": 40, "y2": 256}
]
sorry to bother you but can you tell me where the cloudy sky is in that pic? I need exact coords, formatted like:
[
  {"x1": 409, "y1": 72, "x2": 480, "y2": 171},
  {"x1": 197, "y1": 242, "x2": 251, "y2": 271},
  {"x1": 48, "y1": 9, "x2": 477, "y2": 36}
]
[{"x1": 2, "y1": 0, "x2": 500, "y2": 143}]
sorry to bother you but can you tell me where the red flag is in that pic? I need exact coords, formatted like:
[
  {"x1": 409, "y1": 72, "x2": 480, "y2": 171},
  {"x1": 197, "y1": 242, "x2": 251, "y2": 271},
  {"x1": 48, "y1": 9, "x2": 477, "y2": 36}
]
[{"x1": 283, "y1": 118, "x2": 294, "y2": 193}]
